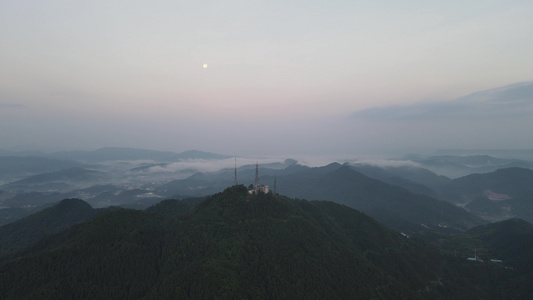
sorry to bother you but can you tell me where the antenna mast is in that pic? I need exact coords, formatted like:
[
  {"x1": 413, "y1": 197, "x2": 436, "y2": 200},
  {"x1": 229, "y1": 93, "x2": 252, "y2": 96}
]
[
  {"x1": 234, "y1": 157, "x2": 238, "y2": 185},
  {"x1": 255, "y1": 162, "x2": 259, "y2": 186}
]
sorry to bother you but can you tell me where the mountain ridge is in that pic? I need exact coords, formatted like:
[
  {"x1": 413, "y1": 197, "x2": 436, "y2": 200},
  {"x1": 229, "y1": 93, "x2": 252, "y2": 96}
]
[
  {"x1": 0, "y1": 186, "x2": 519, "y2": 299},
  {"x1": 48, "y1": 147, "x2": 230, "y2": 162}
]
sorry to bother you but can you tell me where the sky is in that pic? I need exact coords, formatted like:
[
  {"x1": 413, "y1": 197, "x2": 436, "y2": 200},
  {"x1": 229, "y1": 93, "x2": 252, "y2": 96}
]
[{"x1": 1, "y1": 0, "x2": 533, "y2": 157}]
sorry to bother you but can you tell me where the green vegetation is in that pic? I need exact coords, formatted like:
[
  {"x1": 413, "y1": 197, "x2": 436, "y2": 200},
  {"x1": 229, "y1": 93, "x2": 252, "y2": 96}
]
[
  {"x1": 0, "y1": 198, "x2": 100, "y2": 256},
  {"x1": 418, "y1": 218, "x2": 533, "y2": 297},
  {"x1": 0, "y1": 186, "x2": 531, "y2": 299},
  {"x1": 279, "y1": 165, "x2": 485, "y2": 234}
]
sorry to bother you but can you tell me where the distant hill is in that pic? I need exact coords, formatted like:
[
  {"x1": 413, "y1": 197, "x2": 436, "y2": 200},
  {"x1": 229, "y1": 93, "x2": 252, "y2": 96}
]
[
  {"x1": 350, "y1": 163, "x2": 451, "y2": 199},
  {"x1": 155, "y1": 161, "x2": 300, "y2": 197},
  {"x1": 421, "y1": 217, "x2": 533, "y2": 287},
  {"x1": 0, "y1": 156, "x2": 81, "y2": 183},
  {"x1": 0, "y1": 198, "x2": 102, "y2": 256},
  {"x1": 2, "y1": 167, "x2": 109, "y2": 192},
  {"x1": 0, "y1": 207, "x2": 32, "y2": 227},
  {"x1": 156, "y1": 162, "x2": 484, "y2": 234},
  {"x1": 0, "y1": 184, "x2": 170, "y2": 216},
  {"x1": 1, "y1": 191, "x2": 65, "y2": 209},
  {"x1": 8, "y1": 167, "x2": 106, "y2": 185},
  {"x1": 433, "y1": 149, "x2": 533, "y2": 162},
  {"x1": 468, "y1": 218, "x2": 533, "y2": 270},
  {"x1": 0, "y1": 186, "x2": 521, "y2": 299},
  {"x1": 276, "y1": 164, "x2": 484, "y2": 235},
  {"x1": 404, "y1": 154, "x2": 533, "y2": 178},
  {"x1": 157, "y1": 161, "x2": 347, "y2": 197},
  {"x1": 435, "y1": 167, "x2": 533, "y2": 222},
  {"x1": 441, "y1": 167, "x2": 533, "y2": 200},
  {"x1": 48, "y1": 147, "x2": 230, "y2": 162}
]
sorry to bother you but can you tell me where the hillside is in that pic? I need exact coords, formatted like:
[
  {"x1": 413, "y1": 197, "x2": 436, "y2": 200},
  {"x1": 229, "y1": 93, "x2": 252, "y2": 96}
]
[
  {"x1": 419, "y1": 217, "x2": 533, "y2": 294},
  {"x1": 277, "y1": 164, "x2": 484, "y2": 234},
  {"x1": 350, "y1": 163, "x2": 450, "y2": 199},
  {"x1": 0, "y1": 186, "x2": 518, "y2": 299},
  {"x1": 435, "y1": 167, "x2": 533, "y2": 222},
  {"x1": 351, "y1": 163, "x2": 451, "y2": 190},
  {"x1": 468, "y1": 218, "x2": 533, "y2": 271},
  {"x1": 0, "y1": 156, "x2": 81, "y2": 183},
  {"x1": 0, "y1": 198, "x2": 101, "y2": 256},
  {"x1": 156, "y1": 163, "x2": 483, "y2": 234},
  {"x1": 440, "y1": 167, "x2": 533, "y2": 202},
  {"x1": 404, "y1": 154, "x2": 533, "y2": 178}
]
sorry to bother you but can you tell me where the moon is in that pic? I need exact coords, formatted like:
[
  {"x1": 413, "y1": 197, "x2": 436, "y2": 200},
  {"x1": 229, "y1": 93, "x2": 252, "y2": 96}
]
[{"x1": 203, "y1": 64, "x2": 208, "y2": 69}]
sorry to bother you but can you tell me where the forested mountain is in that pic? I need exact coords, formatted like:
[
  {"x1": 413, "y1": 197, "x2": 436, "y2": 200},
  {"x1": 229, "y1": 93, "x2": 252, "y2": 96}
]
[
  {"x1": 419, "y1": 217, "x2": 533, "y2": 294},
  {"x1": 144, "y1": 197, "x2": 203, "y2": 217},
  {"x1": 403, "y1": 154, "x2": 533, "y2": 178},
  {"x1": 0, "y1": 206, "x2": 32, "y2": 227},
  {"x1": 350, "y1": 163, "x2": 450, "y2": 199},
  {"x1": 156, "y1": 162, "x2": 485, "y2": 234},
  {"x1": 351, "y1": 163, "x2": 452, "y2": 190},
  {"x1": 156, "y1": 160, "x2": 301, "y2": 197},
  {"x1": 0, "y1": 186, "x2": 524, "y2": 299},
  {"x1": 439, "y1": 167, "x2": 533, "y2": 203},
  {"x1": 436, "y1": 167, "x2": 533, "y2": 222},
  {"x1": 0, "y1": 198, "x2": 103, "y2": 256},
  {"x1": 469, "y1": 218, "x2": 533, "y2": 271},
  {"x1": 342, "y1": 164, "x2": 533, "y2": 225},
  {"x1": 276, "y1": 164, "x2": 484, "y2": 234}
]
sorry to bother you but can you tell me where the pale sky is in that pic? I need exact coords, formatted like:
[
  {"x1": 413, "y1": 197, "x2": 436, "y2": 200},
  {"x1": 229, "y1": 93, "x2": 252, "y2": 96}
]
[{"x1": 1, "y1": 1, "x2": 533, "y2": 156}]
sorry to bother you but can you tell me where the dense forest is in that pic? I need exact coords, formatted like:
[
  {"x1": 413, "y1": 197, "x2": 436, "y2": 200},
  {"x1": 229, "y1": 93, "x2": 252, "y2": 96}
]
[{"x1": 0, "y1": 186, "x2": 532, "y2": 299}]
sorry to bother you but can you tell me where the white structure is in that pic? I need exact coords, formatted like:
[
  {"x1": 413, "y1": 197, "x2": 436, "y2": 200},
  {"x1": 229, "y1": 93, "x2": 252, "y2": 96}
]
[
  {"x1": 248, "y1": 162, "x2": 269, "y2": 194},
  {"x1": 249, "y1": 184, "x2": 269, "y2": 194}
]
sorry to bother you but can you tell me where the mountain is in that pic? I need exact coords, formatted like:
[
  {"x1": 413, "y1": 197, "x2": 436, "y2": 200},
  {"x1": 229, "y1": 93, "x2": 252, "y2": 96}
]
[
  {"x1": 156, "y1": 161, "x2": 340, "y2": 198},
  {"x1": 276, "y1": 164, "x2": 484, "y2": 235},
  {"x1": 0, "y1": 184, "x2": 168, "y2": 218},
  {"x1": 155, "y1": 162, "x2": 483, "y2": 234},
  {"x1": 0, "y1": 198, "x2": 101, "y2": 256},
  {"x1": 48, "y1": 147, "x2": 229, "y2": 162},
  {"x1": 7, "y1": 167, "x2": 106, "y2": 185},
  {"x1": 468, "y1": 218, "x2": 533, "y2": 271},
  {"x1": 435, "y1": 167, "x2": 533, "y2": 222},
  {"x1": 2, "y1": 167, "x2": 109, "y2": 192},
  {"x1": 420, "y1": 218, "x2": 533, "y2": 287},
  {"x1": 0, "y1": 207, "x2": 32, "y2": 227},
  {"x1": 144, "y1": 197, "x2": 203, "y2": 217},
  {"x1": 0, "y1": 186, "x2": 521, "y2": 299},
  {"x1": 442, "y1": 167, "x2": 533, "y2": 200},
  {"x1": 433, "y1": 149, "x2": 533, "y2": 162},
  {"x1": 0, "y1": 156, "x2": 81, "y2": 184},
  {"x1": 1, "y1": 191, "x2": 65, "y2": 209},
  {"x1": 350, "y1": 163, "x2": 451, "y2": 198},
  {"x1": 404, "y1": 154, "x2": 533, "y2": 178}
]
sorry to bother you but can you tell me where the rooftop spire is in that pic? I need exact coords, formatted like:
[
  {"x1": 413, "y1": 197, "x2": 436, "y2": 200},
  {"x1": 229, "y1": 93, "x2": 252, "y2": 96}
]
[
  {"x1": 255, "y1": 162, "x2": 259, "y2": 186},
  {"x1": 234, "y1": 157, "x2": 238, "y2": 185}
]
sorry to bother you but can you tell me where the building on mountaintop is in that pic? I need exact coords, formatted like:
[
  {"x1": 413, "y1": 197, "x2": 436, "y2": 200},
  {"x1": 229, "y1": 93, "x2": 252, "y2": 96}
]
[{"x1": 248, "y1": 162, "x2": 269, "y2": 194}]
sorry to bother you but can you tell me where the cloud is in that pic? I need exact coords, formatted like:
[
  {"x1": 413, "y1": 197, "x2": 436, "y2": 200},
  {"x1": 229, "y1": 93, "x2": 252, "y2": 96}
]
[
  {"x1": 350, "y1": 159, "x2": 422, "y2": 169},
  {"x1": 144, "y1": 157, "x2": 288, "y2": 174},
  {"x1": 351, "y1": 81, "x2": 533, "y2": 121}
]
